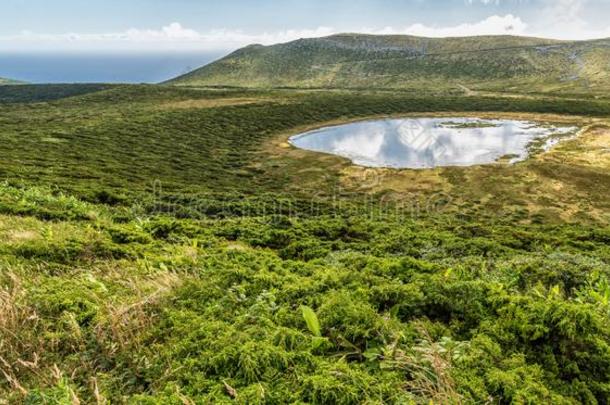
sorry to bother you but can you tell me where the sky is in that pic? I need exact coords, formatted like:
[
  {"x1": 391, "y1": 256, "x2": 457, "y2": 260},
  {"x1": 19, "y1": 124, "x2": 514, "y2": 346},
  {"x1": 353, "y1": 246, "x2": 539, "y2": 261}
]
[{"x1": 0, "y1": 0, "x2": 609, "y2": 52}]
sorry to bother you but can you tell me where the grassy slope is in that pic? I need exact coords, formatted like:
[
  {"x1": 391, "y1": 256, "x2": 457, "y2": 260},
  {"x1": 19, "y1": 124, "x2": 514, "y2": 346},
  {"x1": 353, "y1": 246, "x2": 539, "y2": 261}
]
[
  {"x1": 0, "y1": 77, "x2": 25, "y2": 85},
  {"x1": 0, "y1": 83, "x2": 114, "y2": 103},
  {"x1": 170, "y1": 34, "x2": 610, "y2": 95},
  {"x1": 0, "y1": 85, "x2": 609, "y2": 403}
]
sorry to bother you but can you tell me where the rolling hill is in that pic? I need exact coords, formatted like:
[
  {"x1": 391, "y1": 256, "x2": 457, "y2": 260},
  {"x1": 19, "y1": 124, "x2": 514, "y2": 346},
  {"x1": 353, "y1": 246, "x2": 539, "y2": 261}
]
[
  {"x1": 170, "y1": 34, "x2": 610, "y2": 94},
  {"x1": 0, "y1": 77, "x2": 25, "y2": 85}
]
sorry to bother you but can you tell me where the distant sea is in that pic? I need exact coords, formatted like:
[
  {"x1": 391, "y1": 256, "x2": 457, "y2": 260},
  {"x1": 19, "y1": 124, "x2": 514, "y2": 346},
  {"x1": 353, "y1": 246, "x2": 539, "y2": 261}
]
[{"x1": 0, "y1": 51, "x2": 225, "y2": 84}]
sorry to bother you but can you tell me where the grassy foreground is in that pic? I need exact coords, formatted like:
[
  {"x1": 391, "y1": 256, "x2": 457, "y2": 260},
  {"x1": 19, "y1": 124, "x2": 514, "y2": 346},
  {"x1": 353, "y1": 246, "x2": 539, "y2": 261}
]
[{"x1": 0, "y1": 85, "x2": 610, "y2": 403}]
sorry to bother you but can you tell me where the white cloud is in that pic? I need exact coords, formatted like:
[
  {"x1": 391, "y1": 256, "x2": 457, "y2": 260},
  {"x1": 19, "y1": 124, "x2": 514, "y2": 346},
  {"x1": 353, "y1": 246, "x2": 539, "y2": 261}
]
[
  {"x1": 383, "y1": 14, "x2": 528, "y2": 37},
  {"x1": 0, "y1": 17, "x2": 528, "y2": 52},
  {"x1": 549, "y1": 0, "x2": 585, "y2": 21},
  {"x1": 125, "y1": 23, "x2": 202, "y2": 41},
  {"x1": 0, "y1": 10, "x2": 608, "y2": 53},
  {"x1": 466, "y1": 0, "x2": 501, "y2": 5},
  {"x1": 0, "y1": 24, "x2": 337, "y2": 51},
  {"x1": 532, "y1": 0, "x2": 610, "y2": 40}
]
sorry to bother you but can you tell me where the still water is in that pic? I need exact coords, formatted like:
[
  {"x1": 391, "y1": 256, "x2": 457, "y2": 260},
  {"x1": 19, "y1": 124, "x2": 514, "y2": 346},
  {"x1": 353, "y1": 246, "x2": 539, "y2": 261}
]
[{"x1": 290, "y1": 118, "x2": 577, "y2": 169}]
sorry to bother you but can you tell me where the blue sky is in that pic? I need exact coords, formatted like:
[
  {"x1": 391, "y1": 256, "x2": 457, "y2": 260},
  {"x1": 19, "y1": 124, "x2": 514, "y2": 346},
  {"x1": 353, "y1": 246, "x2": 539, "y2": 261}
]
[{"x1": 1, "y1": 0, "x2": 609, "y2": 51}]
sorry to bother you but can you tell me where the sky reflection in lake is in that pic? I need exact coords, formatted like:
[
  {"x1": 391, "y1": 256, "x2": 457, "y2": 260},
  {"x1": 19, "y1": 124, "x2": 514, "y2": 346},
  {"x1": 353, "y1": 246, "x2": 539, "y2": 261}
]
[{"x1": 290, "y1": 118, "x2": 576, "y2": 169}]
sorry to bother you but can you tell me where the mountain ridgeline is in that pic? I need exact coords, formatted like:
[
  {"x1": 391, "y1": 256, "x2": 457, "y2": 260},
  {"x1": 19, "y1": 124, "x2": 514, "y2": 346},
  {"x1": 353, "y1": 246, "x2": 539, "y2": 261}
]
[
  {"x1": 0, "y1": 77, "x2": 23, "y2": 85},
  {"x1": 170, "y1": 34, "x2": 610, "y2": 94}
]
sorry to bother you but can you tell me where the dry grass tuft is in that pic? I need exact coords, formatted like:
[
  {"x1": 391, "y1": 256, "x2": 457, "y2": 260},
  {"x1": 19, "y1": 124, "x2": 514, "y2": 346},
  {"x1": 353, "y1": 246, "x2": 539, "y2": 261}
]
[
  {"x1": 383, "y1": 326, "x2": 464, "y2": 404},
  {"x1": 95, "y1": 271, "x2": 183, "y2": 354},
  {"x1": 0, "y1": 271, "x2": 41, "y2": 396}
]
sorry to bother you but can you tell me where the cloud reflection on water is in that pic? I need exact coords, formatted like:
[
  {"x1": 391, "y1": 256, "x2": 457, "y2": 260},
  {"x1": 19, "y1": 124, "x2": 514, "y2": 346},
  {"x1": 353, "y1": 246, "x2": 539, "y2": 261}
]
[{"x1": 290, "y1": 118, "x2": 575, "y2": 169}]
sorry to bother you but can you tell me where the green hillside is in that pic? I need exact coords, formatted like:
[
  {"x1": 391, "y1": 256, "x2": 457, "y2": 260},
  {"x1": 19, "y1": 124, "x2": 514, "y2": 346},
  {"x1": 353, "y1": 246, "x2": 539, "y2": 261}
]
[
  {"x1": 0, "y1": 77, "x2": 25, "y2": 85},
  {"x1": 0, "y1": 84, "x2": 610, "y2": 402},
  {"x1": 170, "y1": 34, "x2": 610, "y2": 94}
]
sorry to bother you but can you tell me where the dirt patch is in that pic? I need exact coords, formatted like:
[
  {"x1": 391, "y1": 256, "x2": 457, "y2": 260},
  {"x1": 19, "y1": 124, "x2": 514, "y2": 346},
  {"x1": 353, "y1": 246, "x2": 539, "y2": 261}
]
[
  {"x1": 225, "y1": 241, "x2": 251, "y2": 251},
  {"x1": 541, "y1": 124, "x2": 610, "y2": 168},
  {"x1": 160, "y1": 98, "x2": 273, "y2": 110},
  {"x1": 340, "y1": 165, "x2": 447, "y2": 195},
  {"x1": 7, "y1": 230, "x2": 39, "y2": 243}
]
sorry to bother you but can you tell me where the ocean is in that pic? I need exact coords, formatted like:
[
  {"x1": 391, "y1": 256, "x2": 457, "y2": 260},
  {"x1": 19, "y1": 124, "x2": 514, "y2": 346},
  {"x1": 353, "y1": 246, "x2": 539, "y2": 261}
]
[{"x1": 0, "y1": 51, "x2": 225, "y2": 84}]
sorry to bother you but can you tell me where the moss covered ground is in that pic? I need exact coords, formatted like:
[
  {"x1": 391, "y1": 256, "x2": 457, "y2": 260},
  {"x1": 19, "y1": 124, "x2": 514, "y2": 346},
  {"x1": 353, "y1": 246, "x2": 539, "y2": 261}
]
[{"x1": 0, "y1": 84, "x2": 609, "y2": 403}]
